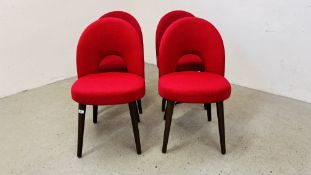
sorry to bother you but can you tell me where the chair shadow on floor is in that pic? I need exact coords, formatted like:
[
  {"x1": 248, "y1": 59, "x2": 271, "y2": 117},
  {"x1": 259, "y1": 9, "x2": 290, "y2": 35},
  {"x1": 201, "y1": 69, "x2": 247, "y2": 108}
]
[
  {"x1": 164, "y1": 97, "x2": 260, "y2": 154},
  {"x1": 130, "y1": 95, "x2": 165, "y2": 153},
  {"x1": 83, "y1": 94, "x2": 159, "y2": 156},
  {"x1": 198, "y1": 92, "x2": 261, "y2": 155},
  {"x1": 164, "y1": 108, "x2": 207, "y2": 153},
  {"x1": 80, "y1": 105, "x2": 131, "y2": 157}
]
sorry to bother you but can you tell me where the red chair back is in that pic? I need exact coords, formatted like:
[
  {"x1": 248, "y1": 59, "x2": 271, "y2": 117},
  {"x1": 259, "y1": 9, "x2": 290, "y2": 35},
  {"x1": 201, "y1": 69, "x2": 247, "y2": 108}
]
[
  {"x1": 158, "y1": 17, "x2": 225, "y2": 77},
  {"x1": 76, "y1": 18, "x2": 144, "y2": 78},
  {"x1": 100, "y1": 11, "x2": 143, "y2": 44},
  {"x1": 156, "y1": 10, "x2": 194, "y2": 58}
]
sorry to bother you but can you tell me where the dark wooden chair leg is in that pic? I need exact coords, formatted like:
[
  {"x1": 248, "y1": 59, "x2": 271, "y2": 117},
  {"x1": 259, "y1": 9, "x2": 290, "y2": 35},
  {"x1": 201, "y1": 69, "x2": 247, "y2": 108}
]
[
  {"x1": 93, "y1": 105, "x2": 98, "y2": 124},
  {"x1": 216, "y1": 102, "x2": 226, "y2": 154},
  {"x1": 77, "y1": 104, "x2": 86, "y2": 158},
  {"x1": 136, "y1": 102, "x2": 141, "y2": 123},
  {"x1": 205, "y1": 103, "x2": 212, "y2": 121},
  {"x1": 162, "y1": 100, "x2": 175, "y2": 153},
  {"x1": 137, "y1": 99, "x2": 142, "y2": 114},
  {"x1": 162, "y1": 98, "x2": 167, "y2": 112},
  {"x1": 128, "y1": 102, "x2": 142, "y2": 154}
]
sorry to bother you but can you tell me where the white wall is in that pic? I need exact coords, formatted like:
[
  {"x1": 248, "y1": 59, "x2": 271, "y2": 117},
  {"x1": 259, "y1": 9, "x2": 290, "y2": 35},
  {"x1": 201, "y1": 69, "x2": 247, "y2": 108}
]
[
  {"x1": 0, "y1": 0, "x2": 134, "y2": 98},
  {"x1": 1, "y1": 0, "x2": 311, "y2": 103}
]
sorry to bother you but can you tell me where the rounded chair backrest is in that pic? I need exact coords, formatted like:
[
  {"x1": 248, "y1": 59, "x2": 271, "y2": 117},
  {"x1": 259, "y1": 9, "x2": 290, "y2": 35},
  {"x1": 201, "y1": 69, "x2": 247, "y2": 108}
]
[
  {"x1": 100, "y1": 11, "x2": 143, "y2": 45},
  {"x1": 76, "y1": 17, "x2": 144, "y2": 78},
  {"x1": 156, "y1": 10, "x2": 194, "y2": 58},
  {"x1": 158, "y1": 17, "x2": 225, "y2": 77}
]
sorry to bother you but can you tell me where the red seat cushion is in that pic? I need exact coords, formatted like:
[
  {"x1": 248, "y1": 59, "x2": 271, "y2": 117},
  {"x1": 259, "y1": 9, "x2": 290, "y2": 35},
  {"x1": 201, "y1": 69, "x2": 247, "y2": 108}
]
[
  {"x1": 98, "y1": 55, "x2": 127, "y2": 72},
  {"x1": 176, "y1": 54, "x2": 204, "y2": 72},
  {"x1": 71, "y1": 72, "x2": 145, "y2": 105},
  {"x1": 159, "y1": 72, "x2": 231, "y2": 103}
]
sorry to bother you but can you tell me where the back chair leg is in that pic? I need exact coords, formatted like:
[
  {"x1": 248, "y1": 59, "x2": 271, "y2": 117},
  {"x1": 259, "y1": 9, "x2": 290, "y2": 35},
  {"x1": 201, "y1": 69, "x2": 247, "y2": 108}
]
[
  {"x1": 205, "y1": 103, "x2": 212, "y2": 121},
  {"x1": 128, "y1": 102, "x2": 142, "y2": 154},
  {"x1": 77, "y1": 104, "x2": 86, "y2": 158},
  {"x1": 93, "y1": 105, "x2": 98, "y2": 123},
  {"x1": 162, "y1": 100, "x2": 175, "y2": 153},
  {"x1": 216, "y1": 102, "x2": 226, "y2": 154},
  {"x1": 137, "y1": 100, "x2": 142, "y2": 114},
  {"x1": 162, "y1": 98, "x2": 167, "y2": 112}
]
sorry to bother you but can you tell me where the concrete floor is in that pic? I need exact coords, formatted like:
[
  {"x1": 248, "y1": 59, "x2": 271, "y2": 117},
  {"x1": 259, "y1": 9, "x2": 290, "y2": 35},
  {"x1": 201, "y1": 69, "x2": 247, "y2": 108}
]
[{"x1": 1, "y1": 64, "x2": 311, "y2": 175}]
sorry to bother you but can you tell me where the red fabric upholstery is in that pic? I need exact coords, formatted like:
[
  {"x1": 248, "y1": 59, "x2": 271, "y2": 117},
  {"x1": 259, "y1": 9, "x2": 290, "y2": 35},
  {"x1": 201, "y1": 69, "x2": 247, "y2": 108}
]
[
  {"x1": 100, "y1": 11, "x2": 143, "y2": 45},
  {"x1": 159, "y1": 72, "x2": 230, "y2": 103},
  {"x1": 156, "y1": 10, "x2": 194, "y2": 58},
  {"x1": 158, "y1": 17, "x2": 230, "y2": 103},
  {"x1": 76, "y1": 17, "x2": 144, "y2": 78},
  {"x1": 156, "y1": 11, "x2": 205, "y2": 72},
  {"x1": 98, "y1": 55, "x2": 127, "y2": 72},
  {"x1": 176, "y1": 54, "x2": 204, "y2": 72},
  {"x1": 98, "y1": 11, "x2": 144, "y2": 73},
  {"x1": 159, "y1": 17, "x2": 225, "y2": 77},
  {"x1": 72, "y1": 18, "x2": 145, "y2": 105},
  {"x1": 72, "y1": 72, "x2": 145, "y2": 105}
]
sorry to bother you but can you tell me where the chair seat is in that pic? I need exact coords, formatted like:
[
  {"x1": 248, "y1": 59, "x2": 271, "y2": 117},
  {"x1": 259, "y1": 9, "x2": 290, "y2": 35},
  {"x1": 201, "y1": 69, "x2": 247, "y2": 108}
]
[
  {"x1": 71, "y1": 72, "x2": 145, "y2": 105},
  {"x1": 159, "y1": 71, "x2": 231, "y2": 103},
  {"x1": 98, "y1": 55, "x2": 127, "y2": 72},
  {"x1": 176, "y1": 54, "x2": 204, "y2": 72}
]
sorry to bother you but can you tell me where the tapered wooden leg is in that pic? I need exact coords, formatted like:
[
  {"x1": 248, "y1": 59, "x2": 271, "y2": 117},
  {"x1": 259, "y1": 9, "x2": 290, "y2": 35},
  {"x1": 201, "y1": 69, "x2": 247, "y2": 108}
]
[
  {"x1": 162, "y1": 98, "x2": 167, "y2": 112},
  {"x1": 128, "y1": 102, "x2": 142, "y2": 154},
  {"x1": 163, "y1": 98, "x2": 167, "y2": 120},
  {"x1": 137, "y1": 100, "x2": 142, "y2": 114},
  {"x1": 77, "y1": 104, "x2": 86, "y2": 158},
  {"x1": 216, "y1": 102, "x2": 226, "y2": 154},
  {"x1": 205, "y1": 103, "x2": 212, "y2": 121},
  {"x1": 136, "y1": 102, "x2": 140, "y2": 123},
  {"x1": 162, "y1": 100, "x2": 175, "y2": 153},
  {"x1": 93, "y1": 105, "x2": 98, "y2": 124}
]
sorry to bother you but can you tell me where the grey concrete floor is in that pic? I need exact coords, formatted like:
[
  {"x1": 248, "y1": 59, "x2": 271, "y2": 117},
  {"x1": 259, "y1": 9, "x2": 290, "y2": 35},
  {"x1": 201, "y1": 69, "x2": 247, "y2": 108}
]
[{"x1": 1, "y1": 64, "x2": 311, "y2": 175}]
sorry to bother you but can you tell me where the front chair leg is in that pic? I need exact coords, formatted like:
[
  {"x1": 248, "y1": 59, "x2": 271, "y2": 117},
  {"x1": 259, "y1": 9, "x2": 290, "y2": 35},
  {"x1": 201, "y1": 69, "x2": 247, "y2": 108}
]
[
  {"x1": 216, "y1": 102, "x2": 226, "y2": 154},
  {"x1": 137, "y1": 99, "x2": 142, "y2": 114},
  {"x1": 77, "y1": 104, "x2": 86, "y2": 158},
  {"x1": 128, "y1": 102, "x2": 142, "y2": 154},
  {"x1": 205, "y1": 103, "x2": 212, "y2": 121},
  {"x1": 93, "y1": 105, "x2": 98, "y2": 123},
  {"x1": 162, "y1": 98, "x2": 167, "y2": 112},
  {"x1": 136, "y1": 102, "x2": 140, "y2": 123},
  {"x1": 162, "y1": 100, "x2": 175, "y2": 153}
]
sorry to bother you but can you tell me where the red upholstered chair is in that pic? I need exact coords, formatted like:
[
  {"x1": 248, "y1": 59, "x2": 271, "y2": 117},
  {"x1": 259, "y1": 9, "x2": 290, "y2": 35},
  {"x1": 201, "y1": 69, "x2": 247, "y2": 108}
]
[
  {"x1": 71, "y1": 17, "x2": 144, "y2": 157},
  {"x1": 156, "y1": 11, "x2": 210, "y2": 114},
  {"x1": 100, "y1": 11, "x2": 144, "y2": 114},
  {"x1": 158, "y1": 17, "x2": 231, "y2": 154}
]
